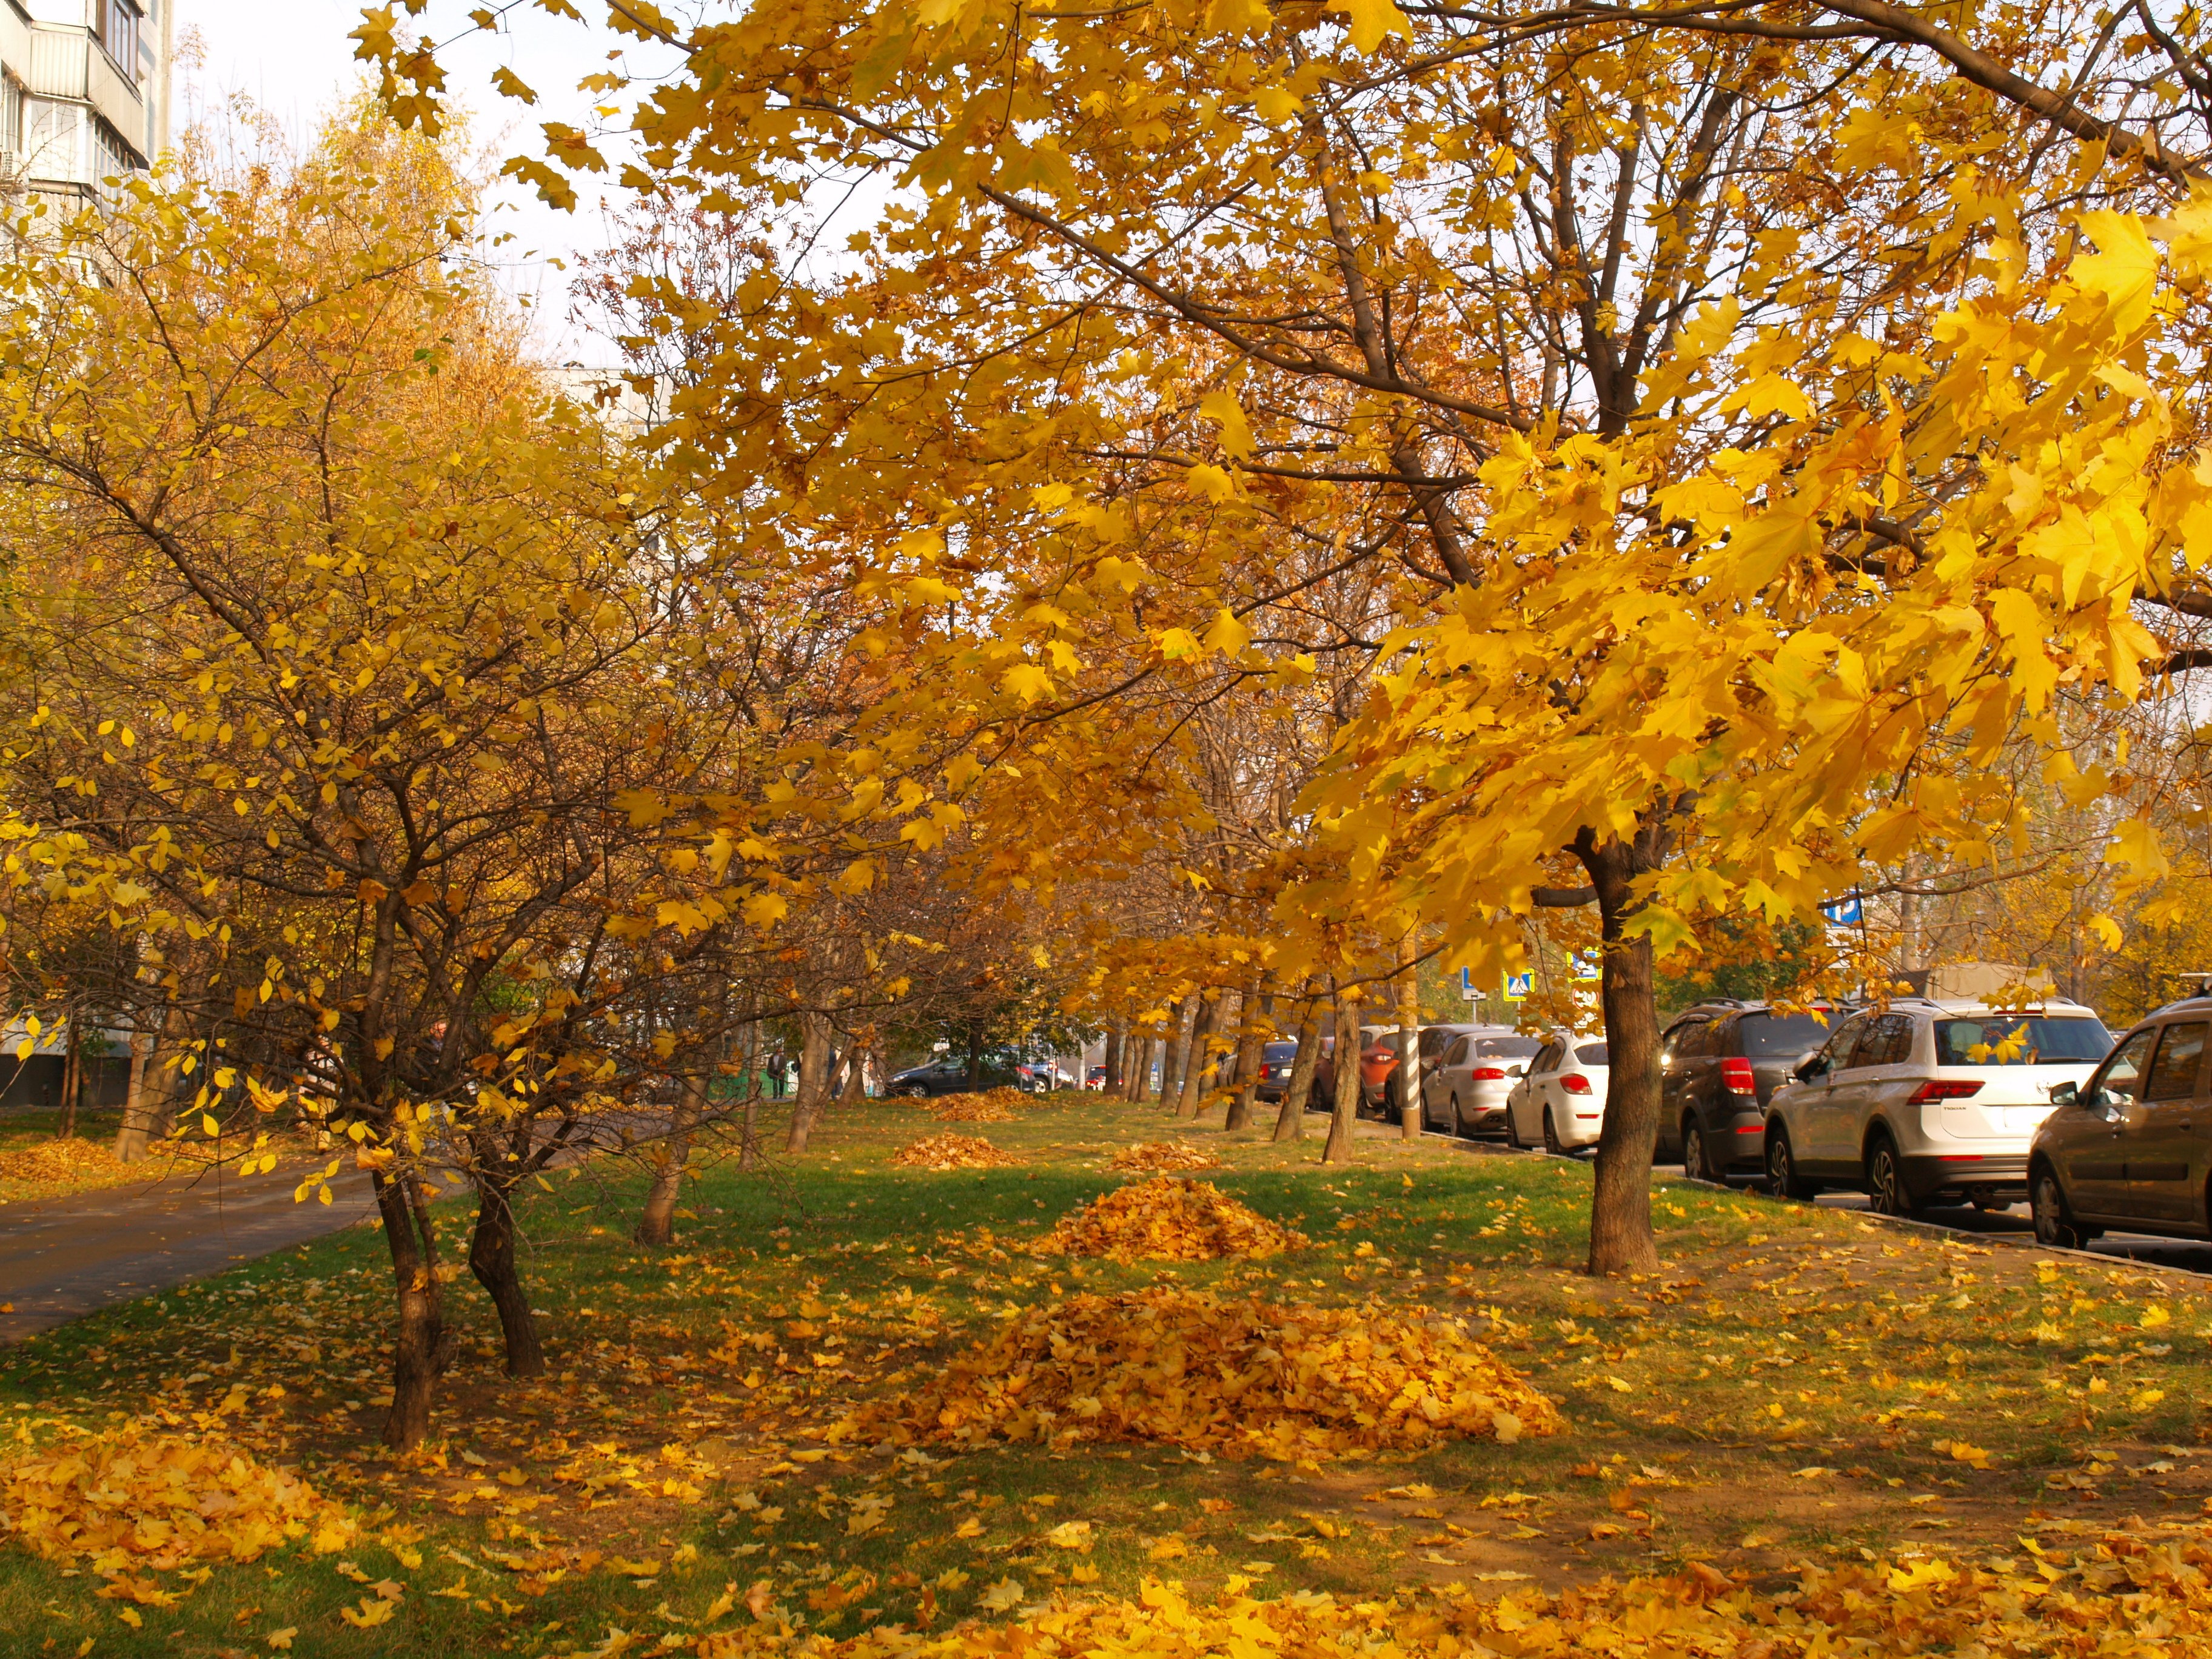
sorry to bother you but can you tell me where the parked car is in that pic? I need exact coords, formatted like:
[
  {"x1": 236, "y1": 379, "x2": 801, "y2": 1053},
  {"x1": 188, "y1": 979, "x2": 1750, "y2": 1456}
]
[
  {"x1": 1765, "y1": 997, "x2": 2113, "y2": 1215},
  {"x1": 1085, "y1": 1065, "x2": 1107, "y2": 1090},
  {"x1": 1355, "y1": 1025, "x2": 1406, "y2": 1116},
  {"x1": 1659, "y1": 1000, "x2": 1854, "y2": 1181},
  {"x1": 1503, "y1": 1034, "x2": 1610, "y2": 1153},
  {"x1": 1013, "y1": 1060, "x2": 1059, "y2": 1093},
  {"x1": 1254, "y1": 1039, "x2": 1299, "y2": 1104},
  {"x1": 2029, "y1": 995, "x2": 2210, "y2": 1246},
  {"x1": 1307, "y1": 1033, "x2": 1341, "y2": 1111},
  {"x1": 888, "y1": 1050, "x2": 1027, "y2": 1096},
  {"x1": 1419, "y1": 1027, "x2": 1544, "y2": 1137}
]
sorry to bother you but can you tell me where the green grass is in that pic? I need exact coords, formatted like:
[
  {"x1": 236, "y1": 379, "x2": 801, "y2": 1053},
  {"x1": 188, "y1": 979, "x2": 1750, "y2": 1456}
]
[{"x1": 3, "y1": 1094, "x2": 2210, "y2": 1655}]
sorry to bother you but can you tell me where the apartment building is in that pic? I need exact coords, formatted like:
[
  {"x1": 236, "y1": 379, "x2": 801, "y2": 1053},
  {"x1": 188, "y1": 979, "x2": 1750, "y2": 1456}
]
[{"x1": 1, "y1": 0, "x2": 171, "y2": 202}]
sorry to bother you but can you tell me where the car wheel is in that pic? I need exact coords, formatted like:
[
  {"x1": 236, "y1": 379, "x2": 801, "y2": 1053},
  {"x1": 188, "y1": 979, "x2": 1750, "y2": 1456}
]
[
  {"x1": 1505, "y1": 1100, "x2": 1526, "y2": 1148},
  {"x1": 1765, "y1": 1124, "x2": 1812, "y2": 1201},
  {"x1": 1681, "y1": 1118, "x2": 1712, "y2": 1182},
  {"x1": 896, "y1": 1084, "x2": 928, "y2": 1098},
  {"x1": 1865, "y1": 1130, "x2": 1922, "y2": 1219},
  {"x1": 2031, "y1": 1164, "x2": 2093, "y2": 1248},
  {"x1": 1450, "y1": 1093, "x2": 1471, "y2": 1138},
  {"x1": 1542, "y1": 1105, "x2": 1565, "y2": 1156}
]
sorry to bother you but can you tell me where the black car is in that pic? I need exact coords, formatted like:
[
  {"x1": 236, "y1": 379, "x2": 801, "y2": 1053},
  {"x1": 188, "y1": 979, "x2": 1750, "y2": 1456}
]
[
  {"x1": 888, "y1": 1051, "x2": 1024, "y2": 1096},
  {"x1": 1658, "y1": 1000, "x2": 1852, "y2": 1181},
  {"x1": 1254, "y1": 1040, "x2": 1299, "y2": 1104}
]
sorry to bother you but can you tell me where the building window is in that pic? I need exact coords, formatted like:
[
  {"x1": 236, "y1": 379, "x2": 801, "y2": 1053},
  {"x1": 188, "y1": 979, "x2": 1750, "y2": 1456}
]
[
  {"x1": 23, "y1": 98, "x2": 84, "y2": 184},
  {"x1": 96, "y1": 1, "x2": 141, "y2": 78},
  {"x1": 92, "y1": 115, "x2": 131, "y2": 185}
]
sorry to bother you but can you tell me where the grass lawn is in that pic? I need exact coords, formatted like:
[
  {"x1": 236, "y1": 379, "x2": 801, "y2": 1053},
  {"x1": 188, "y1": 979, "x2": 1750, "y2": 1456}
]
[{"x1": 3, "y1": 1091, "x2": 2210, "y2": 1655}]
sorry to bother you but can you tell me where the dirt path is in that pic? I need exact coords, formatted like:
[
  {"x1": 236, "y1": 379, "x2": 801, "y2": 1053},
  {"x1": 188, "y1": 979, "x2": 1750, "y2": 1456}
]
[{"x1": 0, "y1": 1162, "x2": 375, "y2": 1343}]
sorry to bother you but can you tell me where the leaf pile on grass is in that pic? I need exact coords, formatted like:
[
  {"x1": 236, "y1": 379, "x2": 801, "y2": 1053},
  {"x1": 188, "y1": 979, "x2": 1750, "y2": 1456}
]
[
  {"x1": 1033, "y1": 1176, "x2": 1304, "y2": 1261},
  {"x1": 560, "y1": 1538, "x2": 2212, "y2": 1659},
  {"x1": 919, "y1": 1089, "x2": 1025, "y2": 1123},
  {"x1": 1106, "y1": 1139, "x2": 1221, "y2": 1173},
  {"x1": 891, "y1": 1133, "x2": 1021, "y2": 1171},
  {"x1": 837, "y1": 1285, "x2": 1558, "y2": 1460},
  {"x1": 0, "y1": 1136, "x2": 124, "y2": 1184},
  {"x1": 0, "y1": 1419, "x2": 354, "y2": 1577}
]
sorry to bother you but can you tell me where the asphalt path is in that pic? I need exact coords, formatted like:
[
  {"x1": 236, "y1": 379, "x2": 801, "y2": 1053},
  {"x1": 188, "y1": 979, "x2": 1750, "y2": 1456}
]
[{"x1": 0, "y1": 1162, "x2": 376, "y2": 1344}]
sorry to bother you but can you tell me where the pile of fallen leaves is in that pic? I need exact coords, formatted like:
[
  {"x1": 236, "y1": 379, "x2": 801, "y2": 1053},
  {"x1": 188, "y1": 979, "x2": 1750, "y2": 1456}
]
[
  {"x1": 598, "y1": 1541, "x2": 2212, "y2": 1659},
  {"x1": 0, "y1": 1136, "x2": 125, "y2": 1185},
  {"x1": 918, "y1": 1088, "x2": 1028, "y2": 1124},
  {"x1": 1106, "y1": 1140, "x2": 1221, "y2": 1174},
  {"x1": 1033, "y1": 1176, "x2": 1303, "y2": 1261},
  {"x1": 0, "y1": 1419, "x2": 354, "y2": 1573},
  {"x1": 839, "y1": 1285, "x2": 1558, "y2": 1460},
  {"x1": 891, "y1": 1133, "x2": 1021, "y2": 1171}
]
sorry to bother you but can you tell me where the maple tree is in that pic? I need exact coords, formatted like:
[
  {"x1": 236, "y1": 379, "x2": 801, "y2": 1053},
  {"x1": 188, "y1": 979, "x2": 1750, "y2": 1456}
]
[{"x1": 357, "y1": 0, "x2": 2212, "y2": 1275}]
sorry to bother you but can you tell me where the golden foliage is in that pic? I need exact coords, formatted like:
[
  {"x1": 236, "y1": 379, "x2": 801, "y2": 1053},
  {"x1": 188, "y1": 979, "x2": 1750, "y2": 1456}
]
[
  {"x1": 0, "y1": 1421, "x2": 352, "y2": 1574},
  {"x1": 1033, "y1": 1177, "x2": 1302, "y2": 1262},
  {"x1": 1105, "y1": 1140, "x2": 1221, "y2": 1174},
  {"x1": 839, "y1": 1286, "x2": 1556, "y2": 1460},
  {"x1": 0, "y1": 1137, "x2": 123, "y2": 1185},
  {"x1": 919, "y1": 1089, "x2": 1033, "y2": 1123},
  {"x1": 611, "y1": 1545, "x2": 2212, "y2": 1659},
  {"x1": 890, "y1": 1134, "x2": 1019, "y2": 1171}
]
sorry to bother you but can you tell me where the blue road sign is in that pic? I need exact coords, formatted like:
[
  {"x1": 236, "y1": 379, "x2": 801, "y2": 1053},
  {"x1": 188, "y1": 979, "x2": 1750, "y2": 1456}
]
[
  {"x1": 1504, "y1": 973, "x2": 1532, "y2": 1001},
  {"x1": 1570, "y1": 950, "x2": 1601, "y2": 982},
  {"x1": 1820, "y1": 895, "x2": 1864, "y2": 927}
]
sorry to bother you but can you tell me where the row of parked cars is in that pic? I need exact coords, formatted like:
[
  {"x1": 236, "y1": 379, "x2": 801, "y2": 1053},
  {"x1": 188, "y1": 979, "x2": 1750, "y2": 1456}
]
[{"x1": 1256, "y1": 987, "x2": 2212, "y2": 1247}]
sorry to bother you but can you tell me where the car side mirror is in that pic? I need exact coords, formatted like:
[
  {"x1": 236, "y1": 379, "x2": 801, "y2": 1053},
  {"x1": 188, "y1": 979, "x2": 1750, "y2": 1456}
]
[
  {"x1": 1793, "y1": 1051, "x2": 1823, "y2": 1083},
  {"x1": 2048, "y1": 1081, "x2": 2077, "y2": 1109},
  {"x1": 1508, "y1": 1064, "x2": 1524, "y2": 1078}
]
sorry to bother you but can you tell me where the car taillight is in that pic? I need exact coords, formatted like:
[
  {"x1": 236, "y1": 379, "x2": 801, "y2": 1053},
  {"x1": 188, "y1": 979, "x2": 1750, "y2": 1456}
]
[
  {"x1": 1470, "y1": 1066, "x2": 1506, "y2": 1081},
  {"x1": 1559, "y1": 1073, "x2": 1592, "y2": 1095},
  {"x1": 1721, "y1": 1057, "x2": 1756, "y2": 1094},
  {"x1": 1909, "y1": 1079, "x2": 1985, "y2": 1104}
]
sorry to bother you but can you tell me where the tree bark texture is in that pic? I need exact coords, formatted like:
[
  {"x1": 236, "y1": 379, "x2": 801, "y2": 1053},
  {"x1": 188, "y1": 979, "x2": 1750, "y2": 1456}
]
[
  {"x1": 113, "y1": 1004, "x2": 186, "y2": 1164},
  {"x1": 1176, "y1": 992, "x2": 1220, "y2": 1119},
  {"x1": 1224, "y1": 971, "x2": 1269, "y2": 1131},
  {"x1": 113, "y1": 1031, "x2": 153, "y2": 1162},
  {"x1": 1395, "y1": 957, "x2": 1421, "y2": 1139},
  {"x1": 1102, "y1": 1025, "x2": 1123, "y2": 1096},
  {"x1": 376, "y1": 1170, "x2": 447, "y2": 1450},
  {"x1": 1274, "y1": 999, "x2": 1321, "y2": 1142},
  {"x1": 468, "y1": 1178, "x2": 546, "y2": 1377},
  {"x1": 56, "y1": 1019, "x2": 80, "y2": 1139},
  {"x1": 1322, "y1": 991, "x2": 1362, "y2": 1164},
  {"x1": 636, "y1": 1070, "x2": 705, "y2": 1247},
  {"x1": 1155, "y1": 999, "x2": 1190, "y2": 1111},
  {"x1": 1582, "y1": 834, "x2": 1666, "y2": 1275},
  {"x1": 785, "y1": 1011, "x2": 833, "y2": 1153}
]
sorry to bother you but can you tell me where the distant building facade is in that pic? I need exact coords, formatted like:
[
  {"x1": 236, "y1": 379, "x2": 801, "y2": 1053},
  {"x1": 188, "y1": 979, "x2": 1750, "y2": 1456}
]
[{"x1": 1, "y1": 0, "x2": 171, "y2": 205}]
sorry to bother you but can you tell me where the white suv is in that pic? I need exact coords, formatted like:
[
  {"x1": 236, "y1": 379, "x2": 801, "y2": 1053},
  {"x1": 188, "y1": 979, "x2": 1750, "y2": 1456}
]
[{"x1": 1762, "y1": 999, "x2": 2112, "y2": 1215}]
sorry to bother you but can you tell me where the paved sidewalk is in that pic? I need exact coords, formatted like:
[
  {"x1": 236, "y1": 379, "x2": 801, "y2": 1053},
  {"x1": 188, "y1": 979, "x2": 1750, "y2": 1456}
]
[{"x1": 0, "y1": 1162, "x2": 375, "y2": 1344}]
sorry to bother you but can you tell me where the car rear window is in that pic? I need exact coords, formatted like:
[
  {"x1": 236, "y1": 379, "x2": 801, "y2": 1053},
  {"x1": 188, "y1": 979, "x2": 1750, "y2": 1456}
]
[
  {"x1": 1735, "y1": 1011, "x2": 1838, "y2": 1056},
  {"x1": 1261, "y1": 1042, "x2": 1298, "y2": 1061},
  {"x1": 1472, "y1": 1036, "x2": 1541, "y2": 1059},
  {"x1": 1934, "y1": 1016, "x2": 2113, "y2": 1067},
  {"x1": 1575, "y1": 1042, "x2": 1609, "y2": 1066}
]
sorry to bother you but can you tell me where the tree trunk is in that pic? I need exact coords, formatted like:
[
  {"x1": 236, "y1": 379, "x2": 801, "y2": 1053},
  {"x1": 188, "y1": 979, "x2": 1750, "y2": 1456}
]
[
  {"x1": 1395, "y1": 954, "x2": 1421, "y2": 1140},
  {"x1": 1155, "y1": 999, "x2": 1190, "y2": 1110},
  {"x1": 114, "y1": 1004, "x2": 186, "y2": 1163},
  {"x1": 1322, "y1": 991, "x2": 1362, "y2": 1164},
  {"x1": 1583, "y1": 837, "x2": 1664, "y2": 1276},
  {"x1": 375, "y1": 1170, "x2": 446, "y2": 1450},
  {"x1": 1177, "y1": 992, "x2": 1220, "y2": 1119},
  {"x1": 1274, "y1": 999, "x2": 1321, "y2": 1142},
  {"x1": 785, "y1": 1012, "x2": 832, "y2": 1153},
  {"x1": 963, "y1": 1019, "x2": 984, "y2": 1092},
  {"x1": 1224, "y1": 971, "x2": 1269, "y2": 1131},
  {"x1": 837, "y1": 1034, "x2": 869, "y2": 1106},
  {"x1": 469, "y1": 1176, "x2": 546, "y2": 1377},
  {"x1": 1102, "y1": 1024, "x2": 1123, "y2": 1096},
  {"x1": 636, "y1": 1071, "x2": 704, "y2": 1247},
  {"x1": 739, "y1": 1091, "x2": 760, "y2": 1171},
  {"x1": 55, "y1": 1019, "x2": 80, "y2": 1139},
  {"x1": 114, "y1": 1030, "x2": 152, "y2": 1161}
]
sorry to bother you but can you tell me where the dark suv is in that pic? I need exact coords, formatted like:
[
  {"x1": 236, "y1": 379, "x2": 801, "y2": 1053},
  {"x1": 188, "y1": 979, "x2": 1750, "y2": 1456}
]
[{"x1": 1658, "y1": 1000, "x2": 1851, "y2": 1181}]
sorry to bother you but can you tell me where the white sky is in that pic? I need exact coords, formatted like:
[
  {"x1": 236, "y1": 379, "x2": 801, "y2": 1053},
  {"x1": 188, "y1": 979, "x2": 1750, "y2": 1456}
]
[{"x1": 179, "y1": 0, "x2": 665, "y2": 360}]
